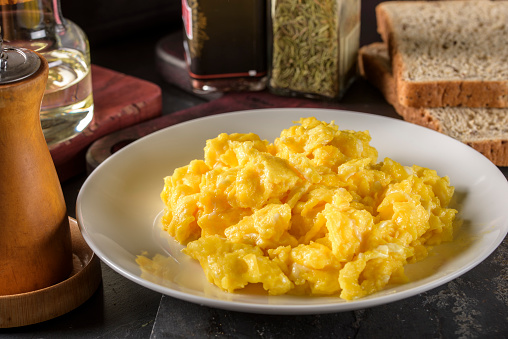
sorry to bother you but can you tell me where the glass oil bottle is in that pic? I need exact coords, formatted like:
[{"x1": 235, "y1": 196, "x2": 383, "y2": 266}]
[{"x1": 0, "y1": 0, "x2": 93, "y2": 145}]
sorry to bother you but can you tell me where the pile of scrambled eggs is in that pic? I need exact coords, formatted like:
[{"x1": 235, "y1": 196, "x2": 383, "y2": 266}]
[{"x1": 150, "y1": 117, "x2": 457, "y2": 300}]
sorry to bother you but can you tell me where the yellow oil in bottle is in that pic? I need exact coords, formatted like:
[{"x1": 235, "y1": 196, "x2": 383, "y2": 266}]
[{"x1": 40, "y1": 48, "x2": 93, "y2": 145}]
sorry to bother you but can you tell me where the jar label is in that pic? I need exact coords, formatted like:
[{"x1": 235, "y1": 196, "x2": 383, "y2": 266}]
[
  {"x1": 184, "y1": 0, "x2": 268, "y2": 80},
  {"x1": 182, "y1": 0, "x2": 193, "y2": 40}
]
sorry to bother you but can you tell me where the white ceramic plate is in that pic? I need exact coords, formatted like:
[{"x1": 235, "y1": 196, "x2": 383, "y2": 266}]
[{"x1": 76, "y1": 108, "x2": 508, "y2": 315}]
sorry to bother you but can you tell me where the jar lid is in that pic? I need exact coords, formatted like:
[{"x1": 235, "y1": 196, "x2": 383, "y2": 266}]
[{"x1": 0, "y1": 46, "x2": 41, "y2": 85}]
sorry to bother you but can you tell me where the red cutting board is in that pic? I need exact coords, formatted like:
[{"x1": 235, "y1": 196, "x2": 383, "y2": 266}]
[{"x1": 49, "y1": 65, "x2": 162, "y2": 182}]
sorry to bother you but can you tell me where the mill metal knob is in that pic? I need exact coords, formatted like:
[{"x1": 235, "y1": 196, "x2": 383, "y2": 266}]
[{"x1": 0, "y1": 34, "x2": 40, "y2": 84}]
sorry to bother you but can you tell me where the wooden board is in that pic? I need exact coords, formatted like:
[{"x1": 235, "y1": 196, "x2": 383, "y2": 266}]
[{"x1": 50, "y1": 65, "x2": 162, "y2": 182}]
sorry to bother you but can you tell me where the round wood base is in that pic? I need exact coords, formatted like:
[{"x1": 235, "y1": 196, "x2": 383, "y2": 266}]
[{"x1": 0, "y1": 217, "x2": 102, "y2": 328}]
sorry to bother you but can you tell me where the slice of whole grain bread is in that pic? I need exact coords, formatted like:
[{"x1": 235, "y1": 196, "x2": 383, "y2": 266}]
[
  {"x1": 376, "y1": 1, "x2": 508, "y2": 108},
  {"x1": 359, "y1": 42, "x2": 508, "y2": 166}
]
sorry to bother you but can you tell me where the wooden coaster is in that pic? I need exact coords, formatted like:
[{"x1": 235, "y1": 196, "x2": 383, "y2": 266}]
[{"x1": 0, "y1": 217, "x2": 102, "y2": 328}]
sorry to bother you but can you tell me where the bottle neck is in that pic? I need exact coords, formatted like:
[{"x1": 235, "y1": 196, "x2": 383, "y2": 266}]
[{"x1": 46, "y1": 0, "x2": 65, "y2": 27}]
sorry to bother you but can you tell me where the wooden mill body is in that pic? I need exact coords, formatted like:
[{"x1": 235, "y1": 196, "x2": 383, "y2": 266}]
[{"x1": 0, "y1": 53, "x2": 72, "y2": 295}]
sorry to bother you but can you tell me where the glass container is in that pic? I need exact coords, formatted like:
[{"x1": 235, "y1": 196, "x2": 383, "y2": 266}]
[
  {"x1": 268, "y1": 0, "x2": 361, "y2": 100},
  {"x1": 0, "y1": 0, "x2": 93, "y2": 145},
  {"x1": 182, "y1": 0, "x2": 267, "y2": 94}
]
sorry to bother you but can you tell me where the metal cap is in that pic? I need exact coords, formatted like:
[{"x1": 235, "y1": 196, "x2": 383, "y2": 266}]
[{"x1": 0, "y1": 46, "x2": 41, "y2": 85}]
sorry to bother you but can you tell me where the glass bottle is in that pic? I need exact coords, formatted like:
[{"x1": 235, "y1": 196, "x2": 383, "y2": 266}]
[
  {"x1": 0, "y1": 0, "x2": 93, "y2": 145},
  {"x1": 268, "y1": 0, "x2": 361, "y2": 100},
  {"x1": 181, "y1": 0, "x2": 267, "y2": 94}
]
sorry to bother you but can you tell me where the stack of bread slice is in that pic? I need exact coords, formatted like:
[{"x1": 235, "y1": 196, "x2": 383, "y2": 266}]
[{"x1": 359, "y1": 1, "x2": 508, "y2": 166}]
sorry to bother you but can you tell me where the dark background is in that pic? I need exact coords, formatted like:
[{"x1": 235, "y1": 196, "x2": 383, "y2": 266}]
[
  {"x1": 61, "y1": 0, "x2": 382, "y2": 51},
  {"x1": 61, "y1": 0, "x2": 182, "y2": 47}
]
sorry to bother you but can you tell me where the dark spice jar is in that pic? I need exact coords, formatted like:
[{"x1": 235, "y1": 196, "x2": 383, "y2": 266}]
[
  {"x1": 182, "y1": 0, "x2": 267, "y2": 93},
  {"x1": 268, "y1": 0, "x2": 361, "y2": 100}
]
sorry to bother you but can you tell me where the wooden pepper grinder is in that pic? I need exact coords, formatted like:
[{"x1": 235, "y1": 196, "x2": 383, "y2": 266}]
[{"x1": 0, "y1": 35, "x2": 72, "y2": 295}]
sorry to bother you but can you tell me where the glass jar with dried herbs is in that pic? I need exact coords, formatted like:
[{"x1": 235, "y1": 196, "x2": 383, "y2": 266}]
[{"x1": 268, "y1": 0, "x2": 361, "y2": 100}]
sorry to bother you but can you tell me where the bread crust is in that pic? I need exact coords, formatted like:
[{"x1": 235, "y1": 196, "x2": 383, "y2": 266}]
[
  {"x1": 358, "y1": 43, "x2": 508, "y2": 166},
  {"x1": 376, "y1": 1, "x2": 508, "y2": 108}
]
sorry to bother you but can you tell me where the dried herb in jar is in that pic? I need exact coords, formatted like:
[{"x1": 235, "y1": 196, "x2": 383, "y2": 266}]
[{"x1": 269, "y1": 0, "x2": 361, "y2": 99}]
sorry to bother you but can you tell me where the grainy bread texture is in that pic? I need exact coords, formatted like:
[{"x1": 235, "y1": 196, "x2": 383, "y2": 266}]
[
  {"x1": 359, "y1": 42, "x2": 508, "y2": 166},
  {"x1": 376, "y1": 1, "x2": 508, "y2": 108}
]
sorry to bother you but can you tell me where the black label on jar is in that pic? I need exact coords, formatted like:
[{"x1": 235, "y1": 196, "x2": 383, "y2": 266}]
[{"x1": 183, "y1": 0, "x2": 267, "y2": 80}]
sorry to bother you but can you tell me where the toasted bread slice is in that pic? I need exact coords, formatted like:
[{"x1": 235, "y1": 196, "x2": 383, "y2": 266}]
[
  {"x1": 376, "y1": 1, "x2": 508, "y2": 108},
  {"x1": 359, "y1": 42, "x2": 508, "y2": 166}
]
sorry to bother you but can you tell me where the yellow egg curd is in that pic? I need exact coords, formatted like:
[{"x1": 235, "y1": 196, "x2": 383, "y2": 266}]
[{"x1": 143, "y1": 117, "x2": 457, "y2": 300}]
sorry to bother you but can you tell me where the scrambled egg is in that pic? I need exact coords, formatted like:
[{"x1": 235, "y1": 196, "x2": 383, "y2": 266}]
[{"x1": 147, "y1": 117, "x2": 457, "y2": 300}]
